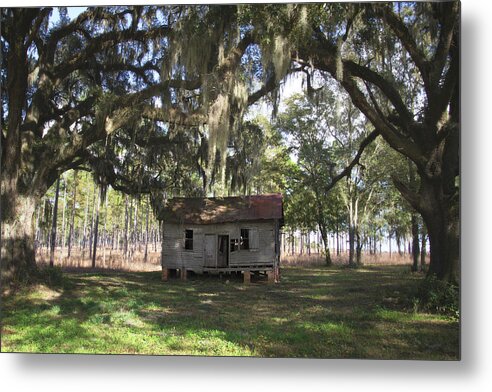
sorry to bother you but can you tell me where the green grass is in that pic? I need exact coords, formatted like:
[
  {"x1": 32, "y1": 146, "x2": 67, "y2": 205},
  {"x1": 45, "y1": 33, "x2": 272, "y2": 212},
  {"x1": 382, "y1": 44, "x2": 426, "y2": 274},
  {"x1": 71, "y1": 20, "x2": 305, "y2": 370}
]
[{"x1": 1, "y1": 265, "x2": 459, "y2": 359}]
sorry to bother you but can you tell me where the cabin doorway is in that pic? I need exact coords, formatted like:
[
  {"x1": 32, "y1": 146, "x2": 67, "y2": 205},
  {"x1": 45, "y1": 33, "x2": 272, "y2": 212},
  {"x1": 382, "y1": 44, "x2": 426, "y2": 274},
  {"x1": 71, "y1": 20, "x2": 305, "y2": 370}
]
[
  {"x1": 217, "y1": 235, "x2": 229, "y2": 267},
  {"x1": 204, "y1": 234, "x2": 216, "y2": 267}
]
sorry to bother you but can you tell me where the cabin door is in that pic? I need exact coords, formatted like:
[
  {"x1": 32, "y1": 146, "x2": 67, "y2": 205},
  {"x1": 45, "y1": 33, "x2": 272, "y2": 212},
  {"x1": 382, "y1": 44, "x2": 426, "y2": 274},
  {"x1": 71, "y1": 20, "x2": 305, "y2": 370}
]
[
  {"x1": 217, "y1": 235, "x2": 229, "y2": 267},
  {"x1": 204, "y1": 234, "x2": 216, "y2": 267}
]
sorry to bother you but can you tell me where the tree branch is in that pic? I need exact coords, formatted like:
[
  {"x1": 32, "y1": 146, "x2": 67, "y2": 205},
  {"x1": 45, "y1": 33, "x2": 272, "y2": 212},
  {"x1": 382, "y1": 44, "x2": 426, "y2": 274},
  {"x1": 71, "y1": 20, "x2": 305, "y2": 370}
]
[
  {"x1": 343, "y1": 60, "x2": 415, "y2": 126},
  {"x1": 247, "y1": 74, "x2": 278, "y2": 106},
  {"x1": 340, "y1": 75, "x2": 426, "y2": 169},
  {"x1": 392, "y1": 175, "x2": 421, "y2": 212},
  {"x1": 373, "y1": 4, "x2": 430, "y2": 91},
  {"x1": 141, "y1": 106, "x2": 207, "y2": 127},
  {"x1": 26, "y1": 8, "x2": 51, "y2": 48},
  {"x1": 324, "y1": 130, "x2": 379, "y2": 193},
  {"x1": 431, "y1": 1, "x2": 460, "y2": 85},
  {"x1": 51, "y1": 25, "x2": 171, "y2": 81}
]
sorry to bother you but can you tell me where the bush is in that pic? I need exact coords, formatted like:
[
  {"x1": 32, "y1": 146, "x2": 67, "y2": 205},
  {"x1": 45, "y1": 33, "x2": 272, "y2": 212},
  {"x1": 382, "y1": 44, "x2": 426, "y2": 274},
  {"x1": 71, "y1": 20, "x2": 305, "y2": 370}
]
[
  {"x1": 412, "y1": 274, "x2": 459, "y2": 319},
  {"x1": 36, "y1": 265, "x2": 65, "y2": 288}
]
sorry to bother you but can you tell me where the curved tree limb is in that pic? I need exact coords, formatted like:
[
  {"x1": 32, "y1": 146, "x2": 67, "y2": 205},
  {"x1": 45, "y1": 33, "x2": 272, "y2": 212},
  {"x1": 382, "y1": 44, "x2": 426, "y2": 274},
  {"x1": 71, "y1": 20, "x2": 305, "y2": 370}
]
[
  {"x1": 324, "y1": 130, "x2": 379, "y2": 193},
  {"x1": 373, "y1": 4, "x2": 430, "y2": 91}
]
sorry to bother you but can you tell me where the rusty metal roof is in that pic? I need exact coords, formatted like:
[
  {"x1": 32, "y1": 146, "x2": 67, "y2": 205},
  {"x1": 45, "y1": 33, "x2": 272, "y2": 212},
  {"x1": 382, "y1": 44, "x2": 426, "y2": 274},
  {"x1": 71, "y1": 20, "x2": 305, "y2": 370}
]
[{"x1": 159, "y1": 193, "x2": 284, "y2": 225}]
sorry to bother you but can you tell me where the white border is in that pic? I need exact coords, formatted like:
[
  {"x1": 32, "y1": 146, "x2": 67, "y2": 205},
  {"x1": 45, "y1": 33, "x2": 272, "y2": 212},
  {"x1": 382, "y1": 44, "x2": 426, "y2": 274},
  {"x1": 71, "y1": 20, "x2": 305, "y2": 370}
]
[{"x1": 2, "y1": 0, "x2": 492, "y2": 391}]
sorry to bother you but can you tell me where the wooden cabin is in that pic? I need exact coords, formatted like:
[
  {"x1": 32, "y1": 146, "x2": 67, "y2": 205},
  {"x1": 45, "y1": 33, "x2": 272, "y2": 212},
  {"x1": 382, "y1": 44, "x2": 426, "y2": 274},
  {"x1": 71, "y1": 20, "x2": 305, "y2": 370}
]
[{"x1": 158, "y1": 193, "x2": 283, "y2": 283}]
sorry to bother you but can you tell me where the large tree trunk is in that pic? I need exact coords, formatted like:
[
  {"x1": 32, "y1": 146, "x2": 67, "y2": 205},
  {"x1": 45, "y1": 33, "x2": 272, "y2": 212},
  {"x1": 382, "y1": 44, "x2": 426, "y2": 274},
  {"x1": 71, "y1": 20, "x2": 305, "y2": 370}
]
[
  {"x1": 1, "y1": 194, "x2": 38, "y2": 286},
  {"x1": 1, "y1": 12, "x2": 36, "y2": 283},
  {"x1": 395, "y1": 153, "x2": 459, "y2": 284},
  {"x1": 419, "y1": 178, "x2": 459, "y2": 283}
]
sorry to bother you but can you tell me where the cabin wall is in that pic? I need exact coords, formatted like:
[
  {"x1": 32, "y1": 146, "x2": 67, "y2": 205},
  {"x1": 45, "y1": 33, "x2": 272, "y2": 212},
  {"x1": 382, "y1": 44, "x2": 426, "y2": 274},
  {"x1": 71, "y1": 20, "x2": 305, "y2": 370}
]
[{"x1": 162, "y1": 220, "x2": 277, "y2": 272}]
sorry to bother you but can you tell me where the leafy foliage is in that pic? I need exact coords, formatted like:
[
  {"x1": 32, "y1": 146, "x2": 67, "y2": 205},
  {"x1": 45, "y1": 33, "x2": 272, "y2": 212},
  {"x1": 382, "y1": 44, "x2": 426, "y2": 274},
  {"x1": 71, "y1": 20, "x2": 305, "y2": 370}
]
[{"x1": 411, "y1": 274, "x2": 460, "y2": 319}]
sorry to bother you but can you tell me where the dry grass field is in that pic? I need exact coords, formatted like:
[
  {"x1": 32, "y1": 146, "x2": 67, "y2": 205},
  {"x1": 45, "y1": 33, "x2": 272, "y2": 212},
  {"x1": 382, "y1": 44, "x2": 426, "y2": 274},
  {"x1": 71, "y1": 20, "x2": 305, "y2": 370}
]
[
  {"x1": 281, "y1": 252, "x2": 426, "y2": 267},
  {"x1": 35, "y1": 247, "x2": 162, "y2": 272},
  {"x1": 36, "y1": 246, "x2": 422, "y2": 272}
]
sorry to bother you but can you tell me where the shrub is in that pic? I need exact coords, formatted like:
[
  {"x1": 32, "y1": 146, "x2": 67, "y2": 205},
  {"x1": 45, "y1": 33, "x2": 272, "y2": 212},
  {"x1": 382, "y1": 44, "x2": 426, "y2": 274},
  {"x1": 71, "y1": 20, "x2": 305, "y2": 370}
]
[
  {"x1": 412, "y1": 274, "x2": 459, "y2": 319},
  {"x1": 36, "y1": 265, "x2": 65, "y2": 288}
]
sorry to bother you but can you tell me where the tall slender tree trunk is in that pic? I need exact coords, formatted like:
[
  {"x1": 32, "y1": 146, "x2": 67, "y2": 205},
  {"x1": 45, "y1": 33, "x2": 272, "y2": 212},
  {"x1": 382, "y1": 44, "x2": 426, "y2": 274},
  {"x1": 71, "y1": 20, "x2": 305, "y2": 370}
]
[
  {"x1": 396, "y1": 234, "x2": 403, "y2": 256},
  {"x1": 124, "y1": 194, "x2": 129, "y2": 260},
  {"x1": 411, "y1": 213, "x2": 420, "y2": 272},
  {"x1": 132, "y1": 199, "x2": 138, "y2": 257},
  {"x1": 81, "y1": 175, "x2": 90, "y2": 255},
  {"x1": 346, "y1": 194, "x2": 359, "y2": 266},
  {"x1": 102, "y1": 190, "x2": 108, "y2": 265},
  {"x1": 89, "y1": 183, "x2": 96, "y2": 260},
  {"x1": 336, "y1": 222, "x2": 340, "y2": 256},
  {"x1": 356, "y1": 231, "x2": 362, "y2": 265},
  {"x1": 319, "y1": 224, "x2": 332, "y2": 266},
  {"x1": 300, "y1": 232, "x2": 304, "y2": 255},
  {"x1": 389, "y1": 231, "x2": 392, "y2": 259},
  {"x1": 49, "y1": 178, "x2": 61, "y2": 267},
  {"x1": 420, "y1": 231, "x2": 427, "y2": 271},
  {"x1": 144, "y1": 199, "x2": 150, "y2": 263},
  {"x1": 67, "y1": 171, "x2": 77, "y2": 258},
  {"x1": 348, "y1": 225, "x2": 355, "y2": 266},
  {"x1": 91, "y1": 185, "x2": 102, "y2": 269},
  {"x1": 60, "y1": 174, "x2": 67, "y2": 255},
  {"x1": 307, "y1": 232, "x2": 311, "y2": 256}
]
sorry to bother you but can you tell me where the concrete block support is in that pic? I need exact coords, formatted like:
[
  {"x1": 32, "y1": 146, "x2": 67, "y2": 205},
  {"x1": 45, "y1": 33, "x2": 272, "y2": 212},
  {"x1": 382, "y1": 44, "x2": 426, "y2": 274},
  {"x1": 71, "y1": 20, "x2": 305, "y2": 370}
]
[{"x1": 243, "y1": 271, "x2": 251, "y2": 284}]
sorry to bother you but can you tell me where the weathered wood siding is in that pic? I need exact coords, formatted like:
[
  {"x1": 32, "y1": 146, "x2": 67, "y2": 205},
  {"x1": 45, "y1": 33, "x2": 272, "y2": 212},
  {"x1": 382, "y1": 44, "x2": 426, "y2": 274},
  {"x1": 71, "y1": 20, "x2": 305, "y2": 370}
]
[{"x1": 162, "y1": 220, "x2": 277, "y2": 272}]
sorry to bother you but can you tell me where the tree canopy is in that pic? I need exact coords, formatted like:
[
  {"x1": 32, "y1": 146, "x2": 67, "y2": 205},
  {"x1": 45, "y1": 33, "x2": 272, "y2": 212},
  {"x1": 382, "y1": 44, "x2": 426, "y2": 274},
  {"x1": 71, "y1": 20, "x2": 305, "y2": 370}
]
[{"x1": 1, "y1": 3, "x2": 460, "y2": 285}]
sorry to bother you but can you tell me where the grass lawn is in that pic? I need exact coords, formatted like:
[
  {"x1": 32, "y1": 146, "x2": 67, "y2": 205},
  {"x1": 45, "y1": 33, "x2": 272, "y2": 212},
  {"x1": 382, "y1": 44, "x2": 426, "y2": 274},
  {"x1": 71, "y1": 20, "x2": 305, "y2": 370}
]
[{"x1": 1, "y1": 265, "x2": 459, "y2": 359}]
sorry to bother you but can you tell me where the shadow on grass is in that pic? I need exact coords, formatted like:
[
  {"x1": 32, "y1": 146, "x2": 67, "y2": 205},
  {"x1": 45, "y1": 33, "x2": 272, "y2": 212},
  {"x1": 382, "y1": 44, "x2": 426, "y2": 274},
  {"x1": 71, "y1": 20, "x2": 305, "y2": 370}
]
[{"x1": 1, "y1": 265, "x2": 459, "y2": 359}]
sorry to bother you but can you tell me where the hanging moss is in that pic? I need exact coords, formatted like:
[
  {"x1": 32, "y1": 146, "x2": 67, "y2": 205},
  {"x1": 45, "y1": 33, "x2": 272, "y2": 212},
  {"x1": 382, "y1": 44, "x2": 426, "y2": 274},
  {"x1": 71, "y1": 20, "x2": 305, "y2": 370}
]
[
  {"x1": 335, "y1": 37, "x2": 344, "y2": 82},
  {"x1": 158, "y1": 4, "x2": 314, "y2": 195}
]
